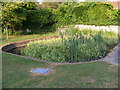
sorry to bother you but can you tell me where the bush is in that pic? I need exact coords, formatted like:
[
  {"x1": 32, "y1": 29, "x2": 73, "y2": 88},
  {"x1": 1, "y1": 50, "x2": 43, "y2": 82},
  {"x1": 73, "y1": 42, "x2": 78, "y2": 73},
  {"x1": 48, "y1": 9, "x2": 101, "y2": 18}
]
[
  {"x1": 73, "y1": 2, "x2": 119, "y2": 26},
  {"x1": 54, "y1": 2, "x2": 119, "y2": 27},
  {"x1": 85, "y1": 3, "x2": 113, "y2": 26},
  {"x1": 2, "y1": 2, "x2": 38, "y2": 35},
  {"x1": 111, "y1": 9, "x2": 120, "y2": 25},
  {"x1": 22, "y1": 8, "x2": 56, "y2": 34},
  {"x1": 22, "y1": 28, "x2": 118, "y2": 63},
  {"x1": 2, "y1": 2, "x2": 119, "y2": 35},
  {"x1": 54, "y1": 3, "x2": 77, "y2": 27}
]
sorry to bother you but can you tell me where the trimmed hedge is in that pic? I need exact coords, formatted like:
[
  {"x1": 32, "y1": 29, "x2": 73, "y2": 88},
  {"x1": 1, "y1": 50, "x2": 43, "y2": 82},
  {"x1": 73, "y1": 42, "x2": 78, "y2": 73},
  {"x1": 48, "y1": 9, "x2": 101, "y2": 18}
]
[
  {"x1": 55, "y1": 2, "x2": 119, "y2": 27},
  {"x1": 54, "y1": 3, "x2": 77, "y2": 27}
]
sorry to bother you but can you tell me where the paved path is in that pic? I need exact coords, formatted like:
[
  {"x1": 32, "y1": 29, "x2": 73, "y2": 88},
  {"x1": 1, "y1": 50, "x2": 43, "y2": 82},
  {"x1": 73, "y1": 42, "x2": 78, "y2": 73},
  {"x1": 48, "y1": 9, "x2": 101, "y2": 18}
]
[{"x1": 103, "y1": 44, "x2": 120, "y2": 66}]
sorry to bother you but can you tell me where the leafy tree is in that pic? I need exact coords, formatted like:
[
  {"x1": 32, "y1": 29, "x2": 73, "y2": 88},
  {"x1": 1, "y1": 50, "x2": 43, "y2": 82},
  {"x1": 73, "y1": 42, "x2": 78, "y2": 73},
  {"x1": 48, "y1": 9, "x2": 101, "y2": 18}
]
[
  {"x1": 2, "y1": 2, "x2": 38, "y2": 33},
  {"x1": 23, "y1": 8, "x2": 56, "y2": 32}
]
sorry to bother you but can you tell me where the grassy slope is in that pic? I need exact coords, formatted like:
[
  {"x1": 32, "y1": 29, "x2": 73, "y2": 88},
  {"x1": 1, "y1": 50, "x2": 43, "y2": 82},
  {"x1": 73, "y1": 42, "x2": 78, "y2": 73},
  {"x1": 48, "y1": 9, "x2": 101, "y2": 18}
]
[{"x1": 1, "y1": 33, "x2": 119, "y2": 88}]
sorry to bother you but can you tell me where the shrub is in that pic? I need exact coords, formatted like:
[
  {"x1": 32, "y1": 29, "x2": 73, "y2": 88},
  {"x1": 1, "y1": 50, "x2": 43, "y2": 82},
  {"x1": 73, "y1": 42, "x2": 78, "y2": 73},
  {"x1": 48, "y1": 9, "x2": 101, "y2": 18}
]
[
  {"x1": 53, "y1": 2, "x2": 119, "y2": 27},
  {"x1": 22, "y1": 28, "x2": 118, "y2": 63},
  {"x1": 22, "y1": 8, "x2": 56, "y2": 33},
  {"x1": 72, "y1": 2, "x2": 119, "y2": 26},
  {"x1": 54, "y1": 3, "x2": 77, "y2": 27},
  {"x1": 85, "y1": 3, "x2": 113, "y2": 26},
  {"x1": 2, "y1": 2, "x2": 119, "y2": 35},
  {"x1": 2, "y1": 2, "x2": 38, "y2": 35}
]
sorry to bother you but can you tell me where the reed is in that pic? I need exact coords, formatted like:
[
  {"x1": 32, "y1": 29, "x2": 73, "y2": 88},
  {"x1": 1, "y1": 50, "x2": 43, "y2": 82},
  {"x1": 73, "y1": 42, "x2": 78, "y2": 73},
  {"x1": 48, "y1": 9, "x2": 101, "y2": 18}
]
[{"x1": 22, "y1": 28, "x2": 118, "y2": 62}]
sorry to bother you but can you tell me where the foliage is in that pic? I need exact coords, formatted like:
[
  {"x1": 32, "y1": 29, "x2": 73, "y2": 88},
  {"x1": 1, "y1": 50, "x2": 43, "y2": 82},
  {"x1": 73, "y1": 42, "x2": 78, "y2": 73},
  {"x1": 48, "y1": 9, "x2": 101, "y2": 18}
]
[
  {"x1": 1, "y1": 2, "x2": 119, "y2": 35},
  {"x1": 73, "y1": 2, "x2": 119, "y2": 26},
  {"x1": 54, "y1": 3, "x2": 77, "y2": 27},
  {"x1": 54, "y1": 2, "x2": 119, "y2": 27},
  {"x1": 22, "y1": 8, "x2": 56, "y2": 33},
  {"x1": 73, "y1": 3, "x2": 89, "y2": 19},
  {"x1": 59, "y1": 27, "x2": 79, "y2": 62},
  {"x1": 84, "y1": 3, "x2": 114, "y2": 26},
  {"x1": 22, "y1": 28, "x2": 118, "y2": 63},
  {"x1": 41, "y1": 2, "x2": 62, "y2": 9},
  {"x1": 2, "y1": 2, "x2": 38, "y2": 34},
  {"x1": 111, "y1": 9, "x2": 120, "y2": 25}
]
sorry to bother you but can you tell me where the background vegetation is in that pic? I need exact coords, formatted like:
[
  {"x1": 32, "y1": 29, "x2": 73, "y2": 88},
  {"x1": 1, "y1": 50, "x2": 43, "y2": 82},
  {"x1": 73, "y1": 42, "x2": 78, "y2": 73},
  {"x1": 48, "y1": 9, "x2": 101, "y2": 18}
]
[{"x1": 1, "y1": 2, "x2": 120, "y2": 35}]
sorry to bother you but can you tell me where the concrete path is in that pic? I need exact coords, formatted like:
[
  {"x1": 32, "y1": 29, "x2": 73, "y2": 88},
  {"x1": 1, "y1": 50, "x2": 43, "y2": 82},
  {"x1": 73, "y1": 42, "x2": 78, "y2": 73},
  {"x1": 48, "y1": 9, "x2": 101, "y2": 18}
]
[{"x1": 103, "y1": 44, "x2": 120, "y2": 66}]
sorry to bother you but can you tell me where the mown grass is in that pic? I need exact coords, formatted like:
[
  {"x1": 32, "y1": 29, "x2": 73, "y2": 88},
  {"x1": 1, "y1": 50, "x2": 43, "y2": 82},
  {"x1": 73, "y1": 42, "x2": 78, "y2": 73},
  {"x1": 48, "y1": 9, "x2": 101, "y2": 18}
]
[
  {"x1": 1, "y1": 31, "x2": 119, "y2": 88},
  {"x1": 0, "y1": 32, "x2": 58, "y2": 46},
  {"x1": 2, "y1": 52, "x2": 118, "y2": 88}
]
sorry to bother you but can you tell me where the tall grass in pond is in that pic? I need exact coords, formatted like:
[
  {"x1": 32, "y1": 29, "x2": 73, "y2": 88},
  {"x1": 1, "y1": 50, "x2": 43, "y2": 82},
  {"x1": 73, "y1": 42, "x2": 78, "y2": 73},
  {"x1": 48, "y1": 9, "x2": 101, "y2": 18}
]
[
  {"x1": 22, "y1": 28, "x2": 118, "y2": 62},
  {"x1": 59, "y1": 27, "x2": 79, "y2": 62}
]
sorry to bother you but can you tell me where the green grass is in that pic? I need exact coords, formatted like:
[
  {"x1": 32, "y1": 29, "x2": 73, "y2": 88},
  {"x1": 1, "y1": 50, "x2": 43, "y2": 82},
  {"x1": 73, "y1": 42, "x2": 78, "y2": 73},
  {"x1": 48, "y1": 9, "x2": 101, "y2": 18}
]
[
  {"x1": 1, "y1": 31, "x2": 119, "y2": 88},
  {"x1": 0, "y1": 32, "x2": 58, "y2": 46},
  {"x1": 2, "y1": 52, "x2": 118, "y2": 88}
]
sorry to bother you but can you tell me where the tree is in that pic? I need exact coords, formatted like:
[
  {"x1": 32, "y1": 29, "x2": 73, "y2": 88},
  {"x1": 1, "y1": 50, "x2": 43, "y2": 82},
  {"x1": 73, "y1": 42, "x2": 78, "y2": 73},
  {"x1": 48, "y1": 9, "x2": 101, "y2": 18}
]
[
  {"x1": 23, "y1": 8, "x2": 56, "y2": 31},
  {"x1": 2, "y1": 2, "x2": 38, "y2": 33}
]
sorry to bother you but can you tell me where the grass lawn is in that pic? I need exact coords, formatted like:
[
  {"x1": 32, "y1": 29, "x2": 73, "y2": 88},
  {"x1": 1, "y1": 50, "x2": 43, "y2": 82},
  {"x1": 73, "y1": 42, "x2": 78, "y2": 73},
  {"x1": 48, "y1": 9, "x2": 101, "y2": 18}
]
[
  {"x1": 2, "y1": 52, "x2": 118, "y2": 88},
  {"x1": 1, "y1": 32, "x2": 119, "y2": 88},
  {"x1": 1, "y1": 32, "x2": 58, "y2": 46}
]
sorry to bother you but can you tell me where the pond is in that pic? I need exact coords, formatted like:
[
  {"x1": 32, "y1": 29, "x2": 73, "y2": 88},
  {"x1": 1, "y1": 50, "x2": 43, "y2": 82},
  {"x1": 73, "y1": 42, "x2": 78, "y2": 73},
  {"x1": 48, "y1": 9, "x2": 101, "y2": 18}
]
[
  {"x1": 6, "y1": 46, "x2": 25, "y2": 55},
  {"x1": 2, "y1": 28, "x2": 118, "y2": 63}
]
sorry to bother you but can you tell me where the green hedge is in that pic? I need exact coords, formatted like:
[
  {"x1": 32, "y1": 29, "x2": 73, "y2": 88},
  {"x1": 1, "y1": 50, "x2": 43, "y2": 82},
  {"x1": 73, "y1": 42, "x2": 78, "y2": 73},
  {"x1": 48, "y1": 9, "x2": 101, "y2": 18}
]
[
  {"x1": 83, "y1": 3, "x2": 118, "y2": 26},
  {"x1": 22, "y1": 8, "x2": 56, "y2": 33},
  {"x1": 54, "y1": 3, "x2": 77, "y2": 27},
  {"x1": 2, "y1": 2, "x2": 119, "y2": 35},
  {"x1": 55, "y1": 2, "x2": 119, "y2": 26}
]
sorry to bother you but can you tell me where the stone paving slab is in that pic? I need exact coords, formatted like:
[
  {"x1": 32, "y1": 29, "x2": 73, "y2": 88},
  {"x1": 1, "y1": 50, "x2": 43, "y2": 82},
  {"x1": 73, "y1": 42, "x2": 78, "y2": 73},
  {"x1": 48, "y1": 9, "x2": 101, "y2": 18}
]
[{"x1": 102, "y1": 43, "x2": 120, "y2": 66}]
